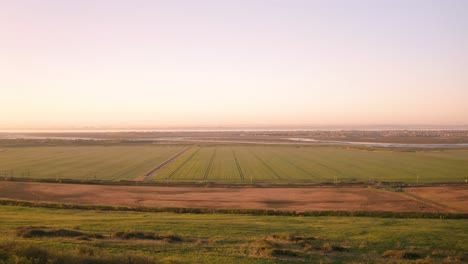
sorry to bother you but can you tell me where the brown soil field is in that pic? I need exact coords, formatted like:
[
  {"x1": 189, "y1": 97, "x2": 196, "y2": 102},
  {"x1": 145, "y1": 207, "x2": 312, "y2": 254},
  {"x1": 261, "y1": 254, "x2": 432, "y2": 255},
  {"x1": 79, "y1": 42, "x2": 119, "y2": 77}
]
[
  {"x1": 405, "y1": 186, "x2": 468, "y2": 213},
  {"x1": 1, "y1": 182, "x2": 463, "y2": 213}
]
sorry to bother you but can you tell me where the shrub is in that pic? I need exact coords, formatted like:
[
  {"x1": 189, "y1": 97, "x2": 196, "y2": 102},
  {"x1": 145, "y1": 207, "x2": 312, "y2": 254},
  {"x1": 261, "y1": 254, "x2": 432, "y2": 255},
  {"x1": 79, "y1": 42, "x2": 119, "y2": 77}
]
[
  {"x1": 17, "y1": 227, "x2": 85, "y2": 238},
  {"x1": 270, "y1": 248, "x2": 299, "y2": 257},
  {"x1": 250, "y1": 239, "x2": 277, "y2": 257},
  {"x1": 321, "y1": 243, "x2": 346, "y2": 252},
  {"x1": 382, "y1": 250, "x2": 421, "y2": 259},
  {"x1": 321, "y1": 243, "x2": 333, "y2": 252},
  {"x1": 0, "y1": 241, "x2": 158, "y2": 264},
  {"x1": 112, "y1": 231, "x2": 182, "y2": 243},
  {"x1": 78, "y1": 247, "x2": 95, "y2": 256},
  {"x1": 16, "y1": 226, "x2": 104, "y2": 240},
  {"x1": 13, "y1": 244, "x2": 49, "y2": 263}
]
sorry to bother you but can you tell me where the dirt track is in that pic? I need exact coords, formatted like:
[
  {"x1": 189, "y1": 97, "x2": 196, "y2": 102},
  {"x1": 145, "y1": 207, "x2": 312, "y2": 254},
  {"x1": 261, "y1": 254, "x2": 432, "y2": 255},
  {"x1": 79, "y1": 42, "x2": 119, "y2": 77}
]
[
  {"x1": 135, "y1": 146, "x2": 192, "y2": 181},
  {"x1": 405, "y1": 186, "x2": 468, "y2": 213},
  {"x1": 1, "y1": 182, "x2": 465, "y2": 213}
]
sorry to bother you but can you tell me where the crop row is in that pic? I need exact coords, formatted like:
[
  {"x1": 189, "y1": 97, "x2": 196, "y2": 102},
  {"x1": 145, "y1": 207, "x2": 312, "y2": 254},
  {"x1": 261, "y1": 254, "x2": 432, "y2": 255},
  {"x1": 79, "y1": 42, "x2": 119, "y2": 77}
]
[
  {"x1": 153, "y1": 146, "x2": 468, "y2": 183},
  {"x1": 0, "y1": 146, "x2": 184, "y2": 181},
  {"x1": 1, "y1": 145, "x2": 467, "y2": 183}
]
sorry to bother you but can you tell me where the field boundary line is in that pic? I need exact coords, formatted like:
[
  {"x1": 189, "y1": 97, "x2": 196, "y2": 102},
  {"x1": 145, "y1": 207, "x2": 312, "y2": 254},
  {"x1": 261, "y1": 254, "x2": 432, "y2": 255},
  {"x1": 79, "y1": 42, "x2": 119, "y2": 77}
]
[
  {"x1": 203, "y1": 149, "x2": 217, "y2": 180},
  {"x1": 0, "y1": 199, "x2": 466, "y2": 219},
  {"x1": 398, "y1": 190, "x2": 459, "y2": 213},
  {"x1": 137, "y1": 146, "x2": 193, "y2": 182},
  {"x1": 3, "y1": 176, "x2": 466, "y2": 187},
  {"x1": 232, "y1": 150, "x2": 244, "y2": 180}
]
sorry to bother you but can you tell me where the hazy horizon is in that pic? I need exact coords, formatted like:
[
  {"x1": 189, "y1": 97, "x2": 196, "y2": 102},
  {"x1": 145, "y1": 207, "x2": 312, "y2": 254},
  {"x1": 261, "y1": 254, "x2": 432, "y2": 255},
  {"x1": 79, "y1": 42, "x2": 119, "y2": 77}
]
[
  {"x1": 1, "y1": 0, "x2": 467, "y2": 129},
  {"x1": 1, "y1": 124, "x2": 468, "y2": 134}
]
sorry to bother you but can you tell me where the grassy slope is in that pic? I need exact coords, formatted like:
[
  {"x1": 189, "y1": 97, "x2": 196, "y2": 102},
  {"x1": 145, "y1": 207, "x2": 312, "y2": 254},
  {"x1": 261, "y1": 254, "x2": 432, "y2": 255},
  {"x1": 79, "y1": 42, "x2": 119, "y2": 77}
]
[{"x1": 0, "y1": 205, "x2": 466, "y2": 263}]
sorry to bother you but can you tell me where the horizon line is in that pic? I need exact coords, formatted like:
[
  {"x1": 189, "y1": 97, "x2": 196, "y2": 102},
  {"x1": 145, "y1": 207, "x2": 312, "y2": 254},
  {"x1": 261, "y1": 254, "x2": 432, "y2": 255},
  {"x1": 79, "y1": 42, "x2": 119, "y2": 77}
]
[{"x1": 1, "y1": 124, "x2": 468, "y2": 133}]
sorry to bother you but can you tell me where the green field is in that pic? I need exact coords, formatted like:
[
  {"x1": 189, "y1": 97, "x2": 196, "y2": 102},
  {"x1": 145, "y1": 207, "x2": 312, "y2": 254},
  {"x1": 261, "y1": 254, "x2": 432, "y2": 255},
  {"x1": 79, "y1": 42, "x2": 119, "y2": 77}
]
[
  {"x1": 1, "y1": 143, "x2": 467, "y2": 183},
  {"x1": 0, "y1": 145, "x2": 184, "y2": 181},
  {"x1": 0, "y1": 205, "x2": 466, "y2": 263}
]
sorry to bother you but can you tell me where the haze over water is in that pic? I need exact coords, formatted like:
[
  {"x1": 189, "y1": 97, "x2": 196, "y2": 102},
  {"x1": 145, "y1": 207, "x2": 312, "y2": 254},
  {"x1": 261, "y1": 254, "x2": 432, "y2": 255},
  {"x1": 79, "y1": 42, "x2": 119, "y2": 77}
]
[{"x1": 1, "y1": 0, "x2": 467, "y2": 129}]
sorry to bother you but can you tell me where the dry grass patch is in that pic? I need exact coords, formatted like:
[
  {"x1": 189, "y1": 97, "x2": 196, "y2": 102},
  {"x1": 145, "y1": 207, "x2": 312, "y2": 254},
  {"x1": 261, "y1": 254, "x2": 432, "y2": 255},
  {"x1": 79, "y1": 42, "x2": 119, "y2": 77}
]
[
  {"x1": 321, "y1": 242, "x2": 346, "y2": 252},
  {"x1": 249, "y1": 234, "x2": 348, "y2": 261}
]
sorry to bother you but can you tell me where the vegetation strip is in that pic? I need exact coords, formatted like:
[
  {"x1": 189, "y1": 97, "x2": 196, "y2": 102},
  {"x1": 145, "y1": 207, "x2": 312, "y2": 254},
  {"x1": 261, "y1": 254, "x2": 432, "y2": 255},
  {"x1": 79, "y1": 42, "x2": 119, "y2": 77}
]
[
  {"x1": 0, "y1": 199, "x2": 466, "y2": 219},
  {"x1": 2, "y1": 177, "x2": 465, "y2": 188},
  {"x1": 232, "y1": 150, "x2": 244, "y2": 180},
  {"x1": 138, "y1": 146, "x2": 193, "y2": 181},
  {"x1": 202, "y1": 148, "x2": 216, "y2": 180}
]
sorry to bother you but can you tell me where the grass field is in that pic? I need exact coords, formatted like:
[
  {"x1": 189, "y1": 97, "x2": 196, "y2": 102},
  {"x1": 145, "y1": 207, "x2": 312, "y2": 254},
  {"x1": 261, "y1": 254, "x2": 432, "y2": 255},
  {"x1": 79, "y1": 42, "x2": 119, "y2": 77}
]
[
  {"x1": 0, "y1": 145, "x2": 184, "y2": 181},
  {"x1": 0, "y1": 144, "x2": 467, "y2": 183},
  {"x1": 0, "y1": 205, "x2": 466, "y2": 263}
]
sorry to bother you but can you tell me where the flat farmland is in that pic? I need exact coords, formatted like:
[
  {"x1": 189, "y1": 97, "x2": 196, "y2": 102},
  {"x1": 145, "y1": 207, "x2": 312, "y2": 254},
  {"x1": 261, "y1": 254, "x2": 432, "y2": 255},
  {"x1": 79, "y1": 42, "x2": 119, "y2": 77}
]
[
  {"x1": 2, "y1": 181, "x2": 465, "y2": 213},
  {"x1": 1, "y1": 144, "x2": 467, "y2": 183},
  {"x1": 154, "y1": 145, "x2": 468, "y2": 183},
  {"x1": 0, "y1": 145, "x2": 184, "y2": 180}
]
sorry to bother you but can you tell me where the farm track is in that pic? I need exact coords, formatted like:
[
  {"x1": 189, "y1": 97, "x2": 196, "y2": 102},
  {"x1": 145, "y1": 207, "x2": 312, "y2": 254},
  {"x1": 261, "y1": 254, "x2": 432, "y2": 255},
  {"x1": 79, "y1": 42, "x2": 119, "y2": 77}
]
[
  {"x1": 203, "y1": 149, "x2": 217, "y2": 180},
  {"x1": 248, "y1": 149, "x2": 282, "y2": 180},
  {"x1": 232, "y1": 150, "x2": 244, "y2": 180},
  {"x1": 138, "y1": 146, "x2": 193, "y2": 181},
  {"x1": 399, "y1": 190, "x2": 459, "y2": 213},
  {"x1": 166, "y1": 148, "x2": 200, "y2": 181}
]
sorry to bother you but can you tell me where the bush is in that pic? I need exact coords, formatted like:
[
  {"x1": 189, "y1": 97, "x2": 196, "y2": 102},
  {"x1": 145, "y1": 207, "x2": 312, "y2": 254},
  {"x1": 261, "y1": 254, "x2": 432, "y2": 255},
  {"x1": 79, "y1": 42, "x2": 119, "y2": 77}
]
[
  {"x1": 321, "y1": 243, "x2": 346, "y2": 252},
  {"x1": 1, "y1": 199, "x2": 467, "y2": 219},
  {"x1": 382, "y1": 250, "x2": 421, "y2": 259},
  {"x1": 0, "y1": 241, "x2": 159, "y2": 264},
  {"x1": 250, "y1": 239, "x2": 277, "y2": 257},
  {"x1": 16, "y1": 226, "x2": 103, "y2": 240},
  {"x1": 270, "y1": 249, "x2": 299, "y2": 257},
  {"x1": 270, "y1": 234, "x2": 315, "y2": 243},
  {"x1": 112, "y1": 231, "x2": 182, "y2": 243}
]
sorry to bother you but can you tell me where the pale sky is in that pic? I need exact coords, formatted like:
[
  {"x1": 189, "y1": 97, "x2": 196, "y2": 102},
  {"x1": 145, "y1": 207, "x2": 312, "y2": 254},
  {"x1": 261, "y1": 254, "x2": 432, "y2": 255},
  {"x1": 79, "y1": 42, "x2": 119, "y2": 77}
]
[{"x1": 1, "y1": 0, "x2": 467, "y2": 129}]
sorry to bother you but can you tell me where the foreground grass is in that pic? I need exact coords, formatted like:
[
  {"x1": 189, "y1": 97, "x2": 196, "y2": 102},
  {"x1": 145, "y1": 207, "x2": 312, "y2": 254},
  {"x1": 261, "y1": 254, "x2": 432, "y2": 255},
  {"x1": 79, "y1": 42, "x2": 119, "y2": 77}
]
[{"x1": 0, "y1": 206, "x2": 466, "y2": 263}]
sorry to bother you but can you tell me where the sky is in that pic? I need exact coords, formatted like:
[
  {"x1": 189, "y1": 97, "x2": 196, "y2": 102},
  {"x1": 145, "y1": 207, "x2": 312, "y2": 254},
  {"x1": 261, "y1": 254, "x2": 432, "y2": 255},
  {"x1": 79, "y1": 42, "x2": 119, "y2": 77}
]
[{"x1": 1, "y1": 0, "x2": 467, "y2": 130}]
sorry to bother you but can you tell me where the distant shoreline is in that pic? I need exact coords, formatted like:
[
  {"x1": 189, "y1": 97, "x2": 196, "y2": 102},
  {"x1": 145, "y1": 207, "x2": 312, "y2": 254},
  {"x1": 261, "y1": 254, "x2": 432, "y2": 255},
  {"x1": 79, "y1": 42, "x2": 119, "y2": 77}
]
[{"x1": 1, "y1": 126, "x2": 468, "y2": 133}]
